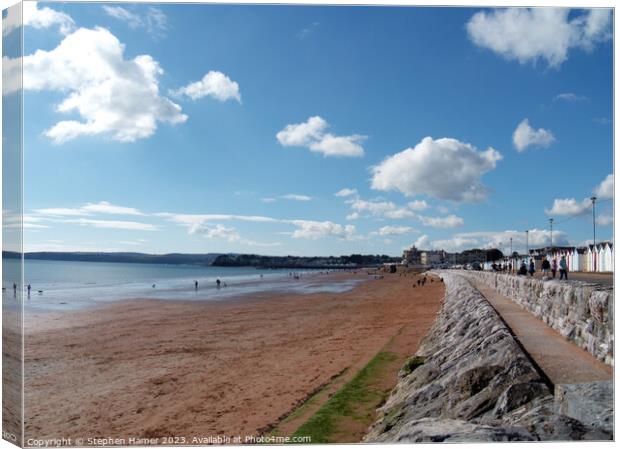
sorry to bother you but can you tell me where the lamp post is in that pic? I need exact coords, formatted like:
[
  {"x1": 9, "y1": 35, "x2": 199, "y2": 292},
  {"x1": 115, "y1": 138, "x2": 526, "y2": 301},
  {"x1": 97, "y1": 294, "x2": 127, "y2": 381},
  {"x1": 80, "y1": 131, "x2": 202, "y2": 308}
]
[
  {"x1": 591, "y1": 196, "x2": 597, "y2": 271},
  {"x1": 549, "y1": 218, "x2": 554, "y2": 254},
  {"x1": 591, "y1": 196, "x2": 597, "y2": 247}
]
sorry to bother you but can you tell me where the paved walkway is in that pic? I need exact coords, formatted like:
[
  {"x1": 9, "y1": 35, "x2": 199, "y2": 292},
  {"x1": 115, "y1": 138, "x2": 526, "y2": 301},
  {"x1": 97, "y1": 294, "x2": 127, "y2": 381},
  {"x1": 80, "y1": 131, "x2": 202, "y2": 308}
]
[{"x1": 469, "y1": 279, "x2": 612, "y2": 386}]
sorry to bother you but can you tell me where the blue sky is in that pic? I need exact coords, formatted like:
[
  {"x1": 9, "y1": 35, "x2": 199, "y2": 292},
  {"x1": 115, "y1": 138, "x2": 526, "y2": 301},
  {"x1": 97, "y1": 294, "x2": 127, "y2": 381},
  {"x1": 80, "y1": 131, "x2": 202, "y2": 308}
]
[{"x1": 3, "y1": 3, "x2": 614, "y2": 256}]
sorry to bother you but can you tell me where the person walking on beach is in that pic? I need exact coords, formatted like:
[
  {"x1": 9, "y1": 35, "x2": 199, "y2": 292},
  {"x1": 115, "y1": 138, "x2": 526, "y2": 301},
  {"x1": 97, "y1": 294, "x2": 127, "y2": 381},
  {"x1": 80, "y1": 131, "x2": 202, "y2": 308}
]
[
  {"x1": 551, "y1": 258, "x2": 558, "y2": 278},
  {"x1": 13, "y1": 282, "x2": 16, "y2": 297},
  {"x1": 528, "y1": 259, "x2": 535, "y2": 277},
  {"x1": 27, "y1": 284, "x2": 31, "y2": 298},
  {"x1": 216, "y1": 279, "x2": 221, "y2": 289},
  {"x1": 559, "y1": 256, "x2": 568, "y2": 280},
  {"x1": 194, "y1": 280, "x2": 198, "y2": 290},
  {"x1": 541, "y1": 257, "x2": 550, "y2": 278}
]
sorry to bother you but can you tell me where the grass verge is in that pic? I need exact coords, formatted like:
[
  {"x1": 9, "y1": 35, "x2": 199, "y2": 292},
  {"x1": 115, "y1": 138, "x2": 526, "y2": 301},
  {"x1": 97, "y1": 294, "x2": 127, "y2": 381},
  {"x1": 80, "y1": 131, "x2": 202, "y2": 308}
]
[{"x1": 291, "y1": 350, "x2": 399, "y2": 443}]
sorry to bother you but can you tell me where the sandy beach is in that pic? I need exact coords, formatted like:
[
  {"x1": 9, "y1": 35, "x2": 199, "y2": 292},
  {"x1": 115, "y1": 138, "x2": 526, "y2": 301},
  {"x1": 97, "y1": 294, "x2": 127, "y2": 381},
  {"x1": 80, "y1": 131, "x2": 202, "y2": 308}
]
[{"x1": 22, "y1": 270, "x2": 444, "y2": 443}]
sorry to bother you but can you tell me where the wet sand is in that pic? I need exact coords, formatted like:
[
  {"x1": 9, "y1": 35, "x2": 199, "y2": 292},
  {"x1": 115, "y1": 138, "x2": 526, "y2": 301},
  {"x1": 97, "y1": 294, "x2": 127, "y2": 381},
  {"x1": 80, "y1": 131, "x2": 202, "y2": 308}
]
[{"x1": 22, "y1": 271, "x2": 444, "y2": 443}]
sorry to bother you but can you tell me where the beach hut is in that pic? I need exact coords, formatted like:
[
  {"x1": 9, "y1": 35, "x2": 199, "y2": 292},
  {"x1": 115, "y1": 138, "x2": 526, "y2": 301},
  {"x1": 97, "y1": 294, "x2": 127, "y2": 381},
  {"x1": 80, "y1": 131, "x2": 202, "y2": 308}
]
[{"x1": 599, "y1": 242, "x2": 613, "y2": 272}]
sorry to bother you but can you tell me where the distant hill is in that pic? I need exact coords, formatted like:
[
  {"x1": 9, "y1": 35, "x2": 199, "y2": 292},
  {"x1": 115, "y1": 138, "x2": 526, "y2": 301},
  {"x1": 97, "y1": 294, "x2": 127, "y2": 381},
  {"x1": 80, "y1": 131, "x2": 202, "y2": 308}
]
[
  {"x1": 2, "y1": 251, "x2": 223, "y2": 266},
  {"x1": 212, "y1": 253, "x2": 399, "y2": 268}
]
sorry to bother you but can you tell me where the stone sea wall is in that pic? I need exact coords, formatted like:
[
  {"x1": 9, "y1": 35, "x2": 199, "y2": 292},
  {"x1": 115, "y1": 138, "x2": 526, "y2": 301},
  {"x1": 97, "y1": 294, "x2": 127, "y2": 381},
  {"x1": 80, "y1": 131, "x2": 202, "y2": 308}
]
[
  {"x1": 364, "y1": 273, "x2": 612, "y2": 442},
  {"x1": 458, "y1": 271, "x2": 613, "y2": 365}
]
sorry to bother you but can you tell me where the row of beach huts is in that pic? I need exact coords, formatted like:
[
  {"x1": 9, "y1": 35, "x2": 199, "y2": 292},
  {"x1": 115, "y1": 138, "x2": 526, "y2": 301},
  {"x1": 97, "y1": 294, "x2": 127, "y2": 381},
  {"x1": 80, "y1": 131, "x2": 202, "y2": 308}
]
[{"x1": 487, "y1": 241, "x2": 614, "y2": 273}]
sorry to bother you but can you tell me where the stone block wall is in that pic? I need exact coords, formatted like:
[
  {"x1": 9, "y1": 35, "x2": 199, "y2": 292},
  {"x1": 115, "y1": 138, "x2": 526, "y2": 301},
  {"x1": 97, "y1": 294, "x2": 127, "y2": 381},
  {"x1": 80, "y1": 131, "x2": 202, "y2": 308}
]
[{"x1": 457, "y1": 271, "x2": 613, "y2": 365}]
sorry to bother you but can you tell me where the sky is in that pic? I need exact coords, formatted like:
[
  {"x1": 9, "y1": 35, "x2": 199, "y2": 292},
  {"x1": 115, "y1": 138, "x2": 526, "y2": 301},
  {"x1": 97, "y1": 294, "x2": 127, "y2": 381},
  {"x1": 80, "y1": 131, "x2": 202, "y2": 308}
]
[{"x1": 1, "y1": 2, "x2": 614, "y2": 256}]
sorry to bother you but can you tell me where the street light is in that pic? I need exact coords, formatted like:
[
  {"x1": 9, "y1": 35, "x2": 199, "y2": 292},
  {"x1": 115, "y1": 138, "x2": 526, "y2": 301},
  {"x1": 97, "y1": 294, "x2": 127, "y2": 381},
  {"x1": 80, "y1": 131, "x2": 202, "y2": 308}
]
[
  {"x1": 549, "y1": 218, "x2": 554, "y2": 253},
  {"x1": 525, "y1": 230, "x2": 529, "y2": 258},
  {"x1": 591, "y1": 196, "x2": 597, "y2": 247}
]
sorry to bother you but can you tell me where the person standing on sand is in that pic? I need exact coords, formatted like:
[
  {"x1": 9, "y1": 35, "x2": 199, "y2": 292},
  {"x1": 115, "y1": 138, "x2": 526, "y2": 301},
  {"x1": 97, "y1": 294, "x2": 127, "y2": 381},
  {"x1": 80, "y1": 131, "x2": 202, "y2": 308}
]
[
  {"x1": 27, "y1": 284, "x2": 31, "y2": 298},
  {"x1": 559, "y1": 256, "x2": 568, "y2": 280},
  {"x1": 13, "y1": 282, "x2": 16, "y2": 297},
  {"x1": 528, "y1": 259, "x2": 535, "y2": 277},
  {"x1": 551, "y1": 258, "x2": 558, "y2": 278},
  {"x1": 216, "y1": 279, "x2": 221, "y2": 289},
  {"x1": 194, "y1": 280, "x2": 198, "y2": 290}
]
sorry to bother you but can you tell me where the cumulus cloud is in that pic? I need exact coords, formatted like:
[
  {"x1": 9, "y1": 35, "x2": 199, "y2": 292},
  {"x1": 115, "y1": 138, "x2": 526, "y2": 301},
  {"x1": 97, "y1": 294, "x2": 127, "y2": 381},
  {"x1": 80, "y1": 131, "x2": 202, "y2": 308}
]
[
  {"x1": 466, "y1": 8, "x2": 611, "y2": 68},
  {"x1": 594, "y1": 174, "x2": 613, "y2": 199},
  {"x1": 7, "y1": 27, "x2": 187, "y2": 143},
  {"x1": 546, "y1": 174, "x2": 612, "y2": 217},
  {"x1": 102, "y1": 5, "x2": 168, "y2": 38},
  {"x1": 335, "y1": 188, "x2": 358, "y2": 197},
  {"x1": 414, "y1": 235, "x2": 430, "y2": 249},
  {"x1": 276, "y1": 116, "x2": 366, "y2": 157},
  {"x1": 371, "y1": 136, "x2": 501, "y2": 202},
  {"x1": 346, "y1": 212, "x2": 360, "y2": 220},
  {"x1": 513, "y1": 119, "x2": 555, "y2": 152},
  {"x1": 3, "y1": 1, "x2": 75, "y2": 36},
  {"x1": 418, "y1": 214, "x2": 464, "y2": 228},
  {"x1": 290, "y1": 220, "x2": 356, "y2": 240},
  {"x1": 171, "y1": 71, "x2": 241, "y2": 103},
  {"x1": 545, "y1": 198, "x2": 591, "y2": 216}
]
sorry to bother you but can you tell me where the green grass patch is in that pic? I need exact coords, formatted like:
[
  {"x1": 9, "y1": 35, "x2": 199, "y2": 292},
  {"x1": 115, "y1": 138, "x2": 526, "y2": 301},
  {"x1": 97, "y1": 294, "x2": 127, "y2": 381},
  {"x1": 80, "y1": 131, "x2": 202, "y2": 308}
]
[
  {"x1": 292, "y1": 351, "x2": 398, "y2": 443},
  {"x1": 400, "y1": 356, "x2": 425, "y2": 376}
]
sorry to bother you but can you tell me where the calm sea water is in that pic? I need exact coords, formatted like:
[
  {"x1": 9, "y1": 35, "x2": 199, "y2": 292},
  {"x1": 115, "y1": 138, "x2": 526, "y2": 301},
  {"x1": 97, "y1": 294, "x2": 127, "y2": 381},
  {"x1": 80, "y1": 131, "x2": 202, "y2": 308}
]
[{"x1": 2, "y1": 259, "x2": 363, "y2": 311}]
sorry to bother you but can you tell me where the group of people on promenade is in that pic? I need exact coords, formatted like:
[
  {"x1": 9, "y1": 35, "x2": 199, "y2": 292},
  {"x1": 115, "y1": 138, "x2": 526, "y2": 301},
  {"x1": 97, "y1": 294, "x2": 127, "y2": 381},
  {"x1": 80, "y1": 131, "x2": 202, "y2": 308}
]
[{"x1": 517, "y1": 256, "x2": 569, "y2": 280}]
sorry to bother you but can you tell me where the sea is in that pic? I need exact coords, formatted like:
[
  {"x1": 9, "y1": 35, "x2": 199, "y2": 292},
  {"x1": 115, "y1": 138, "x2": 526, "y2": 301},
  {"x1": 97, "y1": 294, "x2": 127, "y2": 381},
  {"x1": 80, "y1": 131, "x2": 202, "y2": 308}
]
[{"x1": 2, "y1": 258, "x2": 364, "y2": 311}]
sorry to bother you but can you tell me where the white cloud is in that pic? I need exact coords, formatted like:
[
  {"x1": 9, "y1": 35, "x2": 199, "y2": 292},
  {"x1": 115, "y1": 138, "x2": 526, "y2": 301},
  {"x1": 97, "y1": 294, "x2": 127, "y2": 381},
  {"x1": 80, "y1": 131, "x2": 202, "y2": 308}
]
[
  {"x1": 102, "y1": 5, "x2": 168, "y2": 38},
  {"x1": 418, "y1": 214, "x2": 464, "y2": 228},
  {"x1": 430, "y1": 237, "x2": 480, "y2": 252},
  {"x1": 513, "y1": 119, "x2": 555, "y2": 152},
  {"x1": 281, "y1": 194, "x2": 313, "y2": 202},
  {"x1": 466, "y1": 8, "x2": 611, "y2": 68},
  {"x1": 407, "y1": 200, "x2": 429, "y2": 211},
  {"x1": 371, "y1": 136, "x2": 501, "y2": 202},
  {"x1": 277, "y1": 116, "x2": 366, "y2": 157},
  {"x1": 350, "y1": 198, "x2": 399, "y2": 216},
  {"x1": 10, "y1": 27, "x2": 187, "y2": 143},
  {"x1": 172, "y1": 71, "x2": 241, "y2": 103},
  {"x1": 546, "y1": 174, "x2": 612, "y2": 217},
  {"x1": 81, "y1": 201, "x2": 144, "y2": 216},
  {"x1": 335, "y1": 188, "x2": 358, "y2": 197},
  {"x1": 102, "y1": 5, "x2": 143, "y2": 29},
  {"x1": 594, "y1": 174, "x2": 613, "y2": 199},
  {"x1": 597, "y1": 214, "x2": 613, "y2": 226},
  {"x1": 3, "y1": 2, "x2": 75, "y2": 37},
  {"x1": 545, "y1": 198, "x2": 591, "y2": 216},
  {"x1": 33, "y1": 201, "x2": 144, "y2": 217},
  {"x1": 260, "y1": 198, "x2": 277, "y2": 203},
  {"x1": 414, "y1": 235, "x2": 430, "y2": 249},
  {"x1": 33, "y1": 207, "x2": 89, "y2": 217},
  {"x1": 290, "y1": 220, "x2": 356, "y2": 240},
  {"x1": 65, "y1": 218, "x2": 157, "y2": 231},
  {"x1": 454, "y1": 229, "x2": 569, "y2": 251},
  {"x1": 553, "y1": 92, "x2": 588, "y2": 102},
  {"x1": 346, "y1": 212, "x2": 360, "y2": 220},
  {"x1": 372, "y1": 225, "x2": 417, "y2": 236}
]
